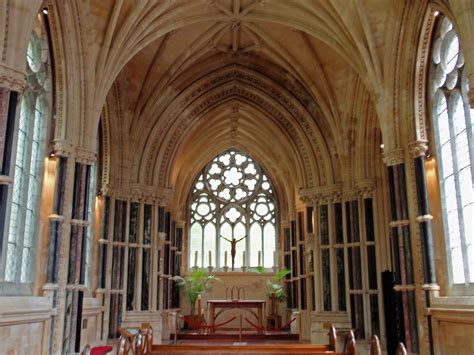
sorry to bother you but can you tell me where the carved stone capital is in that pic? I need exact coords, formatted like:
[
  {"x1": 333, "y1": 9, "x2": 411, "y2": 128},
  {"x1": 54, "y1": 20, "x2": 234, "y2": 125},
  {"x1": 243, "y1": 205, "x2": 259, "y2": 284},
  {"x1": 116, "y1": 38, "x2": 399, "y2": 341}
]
[
  {"x1": 355, "y1": 179, "x2": 376, "y2": 198},
  {"x1": 130, "y1": 183, "x2": 173, "y2": 205},
  {"x1": 299, "y1": 184, "x2": 343, "y2": 204},
  {"x1": 75, "y1": 147, "x2": 96, "y2": 165},
  {"x1": 52, "y1": 139, "x2": 74, "y2": 158},
  {"x1": 408, "y1": 140, "x2": 429, "y2": 158},
  {"x1": 0, "y1": 64, "x2": 27, "y2": 92},
  {"x1": 175, "y1": 220, "x2": 186, "y2": 229},
  {"x1": 383, "y1": 148, "x2": 405, "y2": 166}
]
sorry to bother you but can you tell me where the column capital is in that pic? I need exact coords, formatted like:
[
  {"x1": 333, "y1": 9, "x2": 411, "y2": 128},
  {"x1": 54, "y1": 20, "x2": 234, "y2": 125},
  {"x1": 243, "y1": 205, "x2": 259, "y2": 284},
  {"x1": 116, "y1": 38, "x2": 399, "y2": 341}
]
[
  {"x1": 383, "y1": 148, "x2": 405, "y2": 166},
  {"x1": 408, "y1": 140, "x2": 429, "y2": 158},
  {"x1": 299, "y1": 184, "x2": 343, "y2": 204}
]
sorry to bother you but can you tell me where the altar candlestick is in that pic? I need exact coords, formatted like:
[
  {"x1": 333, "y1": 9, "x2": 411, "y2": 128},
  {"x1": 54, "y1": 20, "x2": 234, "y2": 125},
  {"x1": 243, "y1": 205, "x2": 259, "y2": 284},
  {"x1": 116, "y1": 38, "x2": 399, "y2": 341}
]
[
  {"x1": 209, "y1": 250, "x2": 212, "y2": 267},
  {"x1": 258, "y1": 251, "x2": 261, "y2": 267},
  {"x1": 194, "y1": 251, "x2": 198, "y2": 267},
  {"x1": 224, "y1": 251, "x2": 228, "y2": 267},
  {"x1": 273, "y1": 250, "x2": 277, "y2": 266},
  {"x1": 243, "y1": 251, "x2": 246, "y2": 267}
]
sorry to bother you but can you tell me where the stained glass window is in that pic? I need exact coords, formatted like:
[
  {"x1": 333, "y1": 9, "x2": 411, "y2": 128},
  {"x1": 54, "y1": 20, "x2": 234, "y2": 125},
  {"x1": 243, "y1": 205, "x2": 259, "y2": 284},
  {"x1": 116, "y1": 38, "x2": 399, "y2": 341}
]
[{"x1": 189, "y1": 150, "x2": 277, "y2": 269}]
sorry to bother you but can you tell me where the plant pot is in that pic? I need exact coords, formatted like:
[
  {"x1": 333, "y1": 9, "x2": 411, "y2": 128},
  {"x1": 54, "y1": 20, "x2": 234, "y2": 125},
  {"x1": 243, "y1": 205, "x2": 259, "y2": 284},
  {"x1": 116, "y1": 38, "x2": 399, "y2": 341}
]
[
  {"x1": 266, "y1": 315, "x2": 282, "y2": 329},
  {"x1": 183, "y1": 314, "x2": 205, "y2": 330}
]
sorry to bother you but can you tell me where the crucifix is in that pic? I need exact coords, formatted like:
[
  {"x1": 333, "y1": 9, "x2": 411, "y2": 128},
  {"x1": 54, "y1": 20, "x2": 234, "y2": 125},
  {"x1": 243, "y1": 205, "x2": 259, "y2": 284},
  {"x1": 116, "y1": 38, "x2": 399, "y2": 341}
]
[{"x1": 220, "y1": 235, "x2": 247, "y2": 271}]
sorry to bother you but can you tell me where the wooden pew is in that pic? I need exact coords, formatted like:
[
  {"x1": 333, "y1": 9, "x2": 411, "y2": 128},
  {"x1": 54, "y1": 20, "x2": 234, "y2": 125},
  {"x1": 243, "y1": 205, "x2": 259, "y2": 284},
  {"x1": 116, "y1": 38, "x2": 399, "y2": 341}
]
[
  {"x1": 371, "y1": 335, "x2": 382, "y2": 355},
  {"x1": 370, "y1": 334, "x2": 408, "y2": 355}
]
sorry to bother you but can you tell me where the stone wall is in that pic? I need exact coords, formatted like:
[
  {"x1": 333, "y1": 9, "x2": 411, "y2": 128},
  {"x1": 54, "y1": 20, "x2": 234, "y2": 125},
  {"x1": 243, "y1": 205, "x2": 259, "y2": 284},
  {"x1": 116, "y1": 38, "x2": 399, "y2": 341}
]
[{"x1": 0, "y1": 297, "x2": 52, "y2": 355}]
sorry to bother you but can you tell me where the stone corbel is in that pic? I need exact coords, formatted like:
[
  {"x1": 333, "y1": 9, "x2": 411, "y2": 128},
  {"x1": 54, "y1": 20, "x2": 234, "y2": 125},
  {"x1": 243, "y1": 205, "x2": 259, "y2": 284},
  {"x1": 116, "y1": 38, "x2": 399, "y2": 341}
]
[
  {"x1": 0, "y1": 64, "x2": 27, "y2": 92},
  {"x1": 383, "y1": 147, "x2": 405, "y2": 166}
]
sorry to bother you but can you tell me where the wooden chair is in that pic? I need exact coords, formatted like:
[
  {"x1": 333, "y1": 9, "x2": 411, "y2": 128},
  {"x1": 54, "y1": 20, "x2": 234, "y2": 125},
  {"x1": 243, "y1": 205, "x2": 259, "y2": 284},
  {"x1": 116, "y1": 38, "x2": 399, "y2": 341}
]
[
  {"x1": 370, "y1": 335, "x2": 381, "y2": 355},
  {"x1": 117, "y1": 325, "x2": 153, "y2": 355}
]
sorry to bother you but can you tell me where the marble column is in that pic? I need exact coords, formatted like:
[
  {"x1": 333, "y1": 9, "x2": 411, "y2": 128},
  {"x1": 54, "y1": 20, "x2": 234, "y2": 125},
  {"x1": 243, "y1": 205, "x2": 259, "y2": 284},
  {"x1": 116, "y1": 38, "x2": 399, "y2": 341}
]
[{"x1": 385, "y1": 150, "x2": 418, "y2": 353}]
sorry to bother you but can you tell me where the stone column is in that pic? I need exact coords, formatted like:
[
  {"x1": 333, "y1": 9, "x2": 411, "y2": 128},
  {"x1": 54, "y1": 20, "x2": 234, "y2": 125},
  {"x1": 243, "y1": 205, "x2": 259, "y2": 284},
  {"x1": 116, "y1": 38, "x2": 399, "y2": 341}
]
[{"x1": 409, "y1": 141, "x2": 439, "y2": 355}]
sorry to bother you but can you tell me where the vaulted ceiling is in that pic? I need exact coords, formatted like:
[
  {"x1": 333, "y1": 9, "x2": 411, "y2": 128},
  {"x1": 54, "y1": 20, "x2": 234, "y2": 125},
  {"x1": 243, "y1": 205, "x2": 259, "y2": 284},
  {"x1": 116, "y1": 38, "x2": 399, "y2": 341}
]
[{"x1": 72, "y1": 0, "x2": 425, "y2": 213}]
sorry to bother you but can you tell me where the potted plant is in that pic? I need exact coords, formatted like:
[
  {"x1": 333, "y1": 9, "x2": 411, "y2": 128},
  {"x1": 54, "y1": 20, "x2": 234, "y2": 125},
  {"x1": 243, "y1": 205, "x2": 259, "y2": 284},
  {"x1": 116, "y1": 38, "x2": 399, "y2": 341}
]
[
  {"x1": 256, "y1": 266, "x2": 291, "y2": 328},
  {"x1": 171, "y1": 269, "x2": 219, "y2": 328}
]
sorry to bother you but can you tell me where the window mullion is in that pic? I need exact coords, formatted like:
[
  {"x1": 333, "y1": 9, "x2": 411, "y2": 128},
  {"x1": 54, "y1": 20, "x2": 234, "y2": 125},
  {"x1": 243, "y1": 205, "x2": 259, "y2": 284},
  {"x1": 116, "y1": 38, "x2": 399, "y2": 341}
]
[{"x1": 448, "y1": 99, "x2": 470, "y2": 283}]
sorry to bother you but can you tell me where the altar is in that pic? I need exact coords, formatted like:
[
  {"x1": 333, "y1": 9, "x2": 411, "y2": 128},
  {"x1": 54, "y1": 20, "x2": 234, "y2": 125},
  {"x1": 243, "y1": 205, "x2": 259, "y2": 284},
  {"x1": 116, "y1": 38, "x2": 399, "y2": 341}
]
[{"x1": 207, "y1": 299, "x2": 266, "y2": 334}]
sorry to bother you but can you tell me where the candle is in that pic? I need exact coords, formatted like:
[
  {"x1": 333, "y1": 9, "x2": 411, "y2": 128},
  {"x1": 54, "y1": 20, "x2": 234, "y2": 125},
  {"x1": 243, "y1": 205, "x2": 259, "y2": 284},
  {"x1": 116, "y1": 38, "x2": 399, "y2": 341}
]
[
  {"x1": 243, "y1": 251, "x2": 246, "y2": 267},
  {"x1": 273, "y1": 250, "x2": 277, "y2": 266},
  {"x1": 224, "y1": 251, "x2": 228, "y2": 267},
  {"x1": 258, "y1": 251, "x2": 261, "y2": 267},
  {"x1": 194, "y1": 251, "x2": 198, "y2": 267},
  {"x1": 209, "y1": 250, "x2": 212, "y2": 267}
]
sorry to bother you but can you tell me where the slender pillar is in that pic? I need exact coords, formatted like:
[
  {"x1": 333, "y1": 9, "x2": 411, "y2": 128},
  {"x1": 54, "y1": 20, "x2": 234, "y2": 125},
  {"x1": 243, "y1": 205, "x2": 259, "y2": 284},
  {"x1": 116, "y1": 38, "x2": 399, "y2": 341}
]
[
  {"x1": 410, "y1": 141, "x2": 439, "y2": 355},
  {"x1": 385, "y1": 151, "x2": 418, "y2": 353}
]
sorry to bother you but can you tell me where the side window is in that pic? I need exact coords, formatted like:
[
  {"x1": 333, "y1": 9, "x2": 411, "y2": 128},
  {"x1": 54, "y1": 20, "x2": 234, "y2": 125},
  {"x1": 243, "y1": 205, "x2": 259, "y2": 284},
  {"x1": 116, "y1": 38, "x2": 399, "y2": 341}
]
[
  {"x1": 429, "y1": 16, "x2": 474, "y2": 287},
  {"x1": 3, "y1": 15, "x2": 52, "y2": 289}
]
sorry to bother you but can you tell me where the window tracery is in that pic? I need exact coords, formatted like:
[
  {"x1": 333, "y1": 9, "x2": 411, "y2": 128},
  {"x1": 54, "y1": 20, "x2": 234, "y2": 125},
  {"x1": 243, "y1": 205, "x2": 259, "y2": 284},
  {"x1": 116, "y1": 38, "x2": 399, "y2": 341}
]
[
  {"x1": 189, "y1": 150, "x2": 277, "y2": 269},
  {"x1": 429, "y1": 16, "x2": 474, "y2": 286}
]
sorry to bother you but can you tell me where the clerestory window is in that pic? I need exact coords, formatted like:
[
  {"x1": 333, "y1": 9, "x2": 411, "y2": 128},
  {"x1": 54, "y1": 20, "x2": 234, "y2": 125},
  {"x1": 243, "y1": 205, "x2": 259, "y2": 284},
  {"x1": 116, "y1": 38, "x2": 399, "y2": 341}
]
[
  {"x1": 429, "y1": 16, "x2": 474, "y2": 288},
  {"x1": 188, "y1": 150, "x2": 277, "y2": 270}
]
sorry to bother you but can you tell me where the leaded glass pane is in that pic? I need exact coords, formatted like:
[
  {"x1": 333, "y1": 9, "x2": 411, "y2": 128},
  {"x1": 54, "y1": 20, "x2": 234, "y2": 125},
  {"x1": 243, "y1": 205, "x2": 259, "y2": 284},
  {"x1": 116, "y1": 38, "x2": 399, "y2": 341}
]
[
  {"x1": 189, "y1": 150, "x2": 277, "y2": 270},
  {"x1": 430, "y1": 16, "x2": 474, "y2": 285},
  {"x1": 3, "y1": 15, "x2": 51, "y2": 287},
  {"x1": 264, "y1": 224, "x2": 275, "y2": 268}
]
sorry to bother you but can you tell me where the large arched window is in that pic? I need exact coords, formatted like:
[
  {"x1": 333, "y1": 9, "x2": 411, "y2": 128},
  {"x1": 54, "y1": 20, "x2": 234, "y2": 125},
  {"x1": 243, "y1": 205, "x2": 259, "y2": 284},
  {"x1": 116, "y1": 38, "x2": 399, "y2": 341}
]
[
  {"x1": 3, "y1": 15, "x2": 52, "y2": 287},
  {"x1": 429, "y1": 16, "x2": 474, "y2": 287},
  {"x1": 189, "y1": 150, "x2": 277, "y2": 270}
]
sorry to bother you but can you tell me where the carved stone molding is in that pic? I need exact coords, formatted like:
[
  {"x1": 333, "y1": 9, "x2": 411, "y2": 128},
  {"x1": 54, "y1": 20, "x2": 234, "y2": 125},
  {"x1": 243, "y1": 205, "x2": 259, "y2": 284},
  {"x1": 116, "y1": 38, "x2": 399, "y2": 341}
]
[
  {"x1": 383, "y1": 148, "x2": 405, "y2": 166},
  {"x1": 0, "y1": 64, "x2": 26, "y2": 92},
  {"x1": 408, "y1": 140, "x2": 429, "y2": 158}
]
